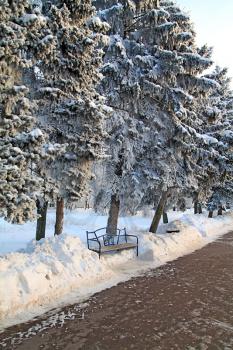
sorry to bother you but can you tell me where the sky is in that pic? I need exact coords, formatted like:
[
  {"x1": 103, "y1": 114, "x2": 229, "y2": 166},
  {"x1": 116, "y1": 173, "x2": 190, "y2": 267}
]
[{"x1": 177, "y1": 0, "x2": 233, "y2": 87}]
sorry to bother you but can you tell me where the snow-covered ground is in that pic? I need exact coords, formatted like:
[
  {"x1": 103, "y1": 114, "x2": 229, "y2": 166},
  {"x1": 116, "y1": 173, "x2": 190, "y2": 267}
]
[
  {"x1": 0, "y1": 208, "x2": 232, "y2": 330},
  {"x1": 0, "y1": 208, "x2": 154, "y2": 255}
]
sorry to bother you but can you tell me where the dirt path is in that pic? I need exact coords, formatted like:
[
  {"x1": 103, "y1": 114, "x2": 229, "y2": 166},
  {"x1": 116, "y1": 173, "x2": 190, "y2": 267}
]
[{"x1": 1, "y1": 232, "x2": 233, "y2": 350}]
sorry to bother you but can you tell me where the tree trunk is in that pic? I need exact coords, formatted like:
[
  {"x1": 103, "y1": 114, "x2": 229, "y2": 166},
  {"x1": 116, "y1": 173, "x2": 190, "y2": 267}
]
[
  {"x1": 208, "y1": 211, "x2": 213, "y2": 218},
  {"x1": 173, "y1": 206, "x2": 176, "y2": 211},
  {"x1": 85, "y1": 198, "x2": 90, "y2": 210},
  {"x1": 149, "y1": 191, "x2": 168, "y2": 233},
  {"x1": 217, "y1": 206, "x2": 223, "y2": 216},
  {"x1": 54, "y1": 198, "x2": 64, "y2": 236},
  {"x1": 106, "y1": 194, "x2": 120, "y2": 235},
  {"x1": 194, "y1": 200, "x2": 198, "y2": 214},
  {"x1": 163, "y1": 211, "x2": 168, "y2": 224},
  {"x1": 180, "y1": 202, "x2": 186, "y2": 212},
  {"x1": 36, "y1": 200, "x2": 48, "y2": 241},
  {"x1": 198, "y1": 203, "x2": 202, "y2": 214}
]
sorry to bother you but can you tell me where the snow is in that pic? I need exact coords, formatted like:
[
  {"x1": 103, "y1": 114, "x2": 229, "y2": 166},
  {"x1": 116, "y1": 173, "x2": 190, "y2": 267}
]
[
  {"x1": 19, "y1": 13, "x2": 38, "y2": 24},
  {"x1": 102, "y1": 105, "x2": 113, "y2": 114},
  {"x1": 13, "y1": 86, "x2": 28, "y2": 93},
  {"x1": 196, "y1": 132, "x2": 219, "y2": 145},
  {"x1": 39, "y1": 87, "x2": 60, "y2": 93},
  {"x1": 40, "y1": 35, "x2": 53, "y2": 45},
  {"x1": 0, "y1": 209, "x2": 232, "y2": 330},
  {"x1": 30, "y1": 128, "x2": 43, "y2": 138},
  {"x1": 98, "y1": 3, "x2": 123, "y2": 18},
  {"x1": 222, "y1": 130, "x2": 233, "y2": 138},
  {"x1": 199, "y1": 77, "x2": 221, "y2": 90},
  {"x1": 91, "y1": 16, "x2": 110, "y2": 31},
  {"x1": 19, "y1": 14, "x2": 46, "y2": 25}
]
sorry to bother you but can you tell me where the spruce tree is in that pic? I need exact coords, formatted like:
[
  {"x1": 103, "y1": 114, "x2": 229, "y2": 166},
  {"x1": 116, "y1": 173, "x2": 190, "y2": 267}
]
[
  {"x1": 32, "y1": 0, "x2": 110, "y2": 237},
  {"x1": 95, "y1": 0, "x2": 221, "y2": 234},
  {"x1": 0, "y1": 0, "x2": 50, "y2": 223},
  {"x1": 203, "y1": 67, "x2": 233, "y2": 215}
]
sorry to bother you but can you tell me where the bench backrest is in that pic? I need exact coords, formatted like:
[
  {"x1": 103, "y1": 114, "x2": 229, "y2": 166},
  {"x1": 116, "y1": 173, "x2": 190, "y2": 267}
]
[{"x1": 86, "y1": 227, "x2": 127, "y2": 246}]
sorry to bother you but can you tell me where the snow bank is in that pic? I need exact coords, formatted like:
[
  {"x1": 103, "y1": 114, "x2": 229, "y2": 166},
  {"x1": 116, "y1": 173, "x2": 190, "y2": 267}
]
[
  {"x1": 0, "y1": 236, "x2": 110, "y2": 323},
  {"x1": 0, "y1": 211, "x2": 232, "y2": 329},
  {"x1": 140, "y1": 212, "x2": 233, "y2": 263}
]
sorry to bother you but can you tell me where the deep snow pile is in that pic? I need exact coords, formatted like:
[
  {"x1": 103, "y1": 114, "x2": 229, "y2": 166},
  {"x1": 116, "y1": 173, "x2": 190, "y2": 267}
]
[{"x1": 0, "y1": 210, "x2": 232, "y2": 329}]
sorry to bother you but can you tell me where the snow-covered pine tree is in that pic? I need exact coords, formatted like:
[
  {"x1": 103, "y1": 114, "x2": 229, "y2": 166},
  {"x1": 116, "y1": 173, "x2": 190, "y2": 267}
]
[
  {"x1": 201, "y1": 67, "x2": 233, "y2": 216},
  {"x1": 30, "y1": 0, "x2": 110, "y2": 237},
  {"x1": 93, "y1": 0, "x2": 155, "y2": 234},
  {"x1": 94, "y1": 0, "x2": 220, "y2": 234},
  {"x1": 0, "y1": 0, "x2": 51, "y2": 223},
  {"x1": 161, "y1": 65, "x2": 233, "y2": 218},
  {"x1": 142, "y1": 3, "x2": 220, "y2": 232}
]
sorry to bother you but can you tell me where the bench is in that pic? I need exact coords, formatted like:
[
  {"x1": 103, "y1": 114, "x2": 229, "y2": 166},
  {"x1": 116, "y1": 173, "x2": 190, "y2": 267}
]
[
  {"x1": 86, "y1": 227, "x2": 138, "y2": 259},
  {"x1": 166, "y1": 229, "x2": 180, "y2": 233}
]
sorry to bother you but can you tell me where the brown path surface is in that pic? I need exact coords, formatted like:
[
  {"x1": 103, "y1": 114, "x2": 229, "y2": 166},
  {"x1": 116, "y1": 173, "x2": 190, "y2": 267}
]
[{"x1": 1, "y1": 232, "x2": 233, "y2": 350}]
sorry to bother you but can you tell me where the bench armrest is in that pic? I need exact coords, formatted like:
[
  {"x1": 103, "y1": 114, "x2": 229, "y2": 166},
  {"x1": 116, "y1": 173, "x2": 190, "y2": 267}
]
[
  {"x1": 125, "y1": 234, "x2": 138, "y2": 246},
  {"x1": 86, "y1": 237, "x2": 101, "y2": 251}
]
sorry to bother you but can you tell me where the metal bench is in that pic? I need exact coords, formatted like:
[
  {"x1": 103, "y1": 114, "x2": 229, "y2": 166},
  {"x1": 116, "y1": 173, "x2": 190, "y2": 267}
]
[{"x1": 86, "y1": 227, "x2": 138, "y2": 259}]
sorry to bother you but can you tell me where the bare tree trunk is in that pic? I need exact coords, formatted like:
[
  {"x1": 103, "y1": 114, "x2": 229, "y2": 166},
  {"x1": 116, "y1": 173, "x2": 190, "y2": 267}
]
[
  {"x1": 173, "y1": 206, "x2": 176, "y2": 211},
  {"x1": 106, "y1": 194, "x2": 120, "y2": 235},
  {"x1": 163, "y1": 211, "x2": 168, "y2": 224},
  {"x1": 54, "y1": 198, "x2": 64, "y2": 236},
  {"x1": 217, "y1": 206, "x2": 223, "y2": 216},
  {"x1": 85, "y1": 198, "x2": 90, "y2": 210},
  {"x1": 198, "y1": 203, "x2": 202, "y2": 214},
  {"x1": 149, "y1": 191, "x2": 168, "y2": 233},
  {"x1": 180, "y1": 202, "x2": 186, "y2": 212},
  {"x1": 194, "y1": 200, "x2": 198, "y2": 214},
  {"x1": 208, "y1": 211, "x2": 213, "y2": 218},
  {"x1": 36, "y1": 200, "x2": 48, "y2": 241}
]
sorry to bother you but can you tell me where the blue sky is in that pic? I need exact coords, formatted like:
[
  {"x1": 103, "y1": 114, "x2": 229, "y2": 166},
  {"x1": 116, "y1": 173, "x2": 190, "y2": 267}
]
[{"x1": 177, "y1": 0, "x2": 233, "y2": 87}]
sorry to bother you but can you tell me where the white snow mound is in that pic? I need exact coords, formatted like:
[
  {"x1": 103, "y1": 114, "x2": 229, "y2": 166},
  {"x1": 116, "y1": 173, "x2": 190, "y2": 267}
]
[
  {"x1": 0, "y1": 211, "x2": 232, "y2": 328},
  {"x1": 0, "y1": 236, "x2": 108, "y2": 320}
]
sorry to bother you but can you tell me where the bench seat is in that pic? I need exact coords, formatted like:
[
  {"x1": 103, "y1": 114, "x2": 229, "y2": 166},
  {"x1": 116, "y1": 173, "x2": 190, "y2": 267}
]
[
  {"x1": 101, "y1": 242, "x2": 137, "y2": 252},
  {"x1": 86, "y1": 227, "x2": 138, "y2": 258}
]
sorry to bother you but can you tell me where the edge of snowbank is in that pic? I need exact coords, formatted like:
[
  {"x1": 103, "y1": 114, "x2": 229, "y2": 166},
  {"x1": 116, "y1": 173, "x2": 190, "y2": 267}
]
[{"x1": 0, "y1": 211, "x2": 232, "y2": 330}]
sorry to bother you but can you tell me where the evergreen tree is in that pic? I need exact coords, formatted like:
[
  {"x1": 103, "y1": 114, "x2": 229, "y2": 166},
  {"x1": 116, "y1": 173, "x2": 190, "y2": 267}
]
[
  {"x1": 95, "y1": 0, "x2": 221, "y2": 234},
  {"x1": 204, "y1": 68, "x2": 233, "y2": 215},
  {"x1": 0, "y1": 0, "x2": 51, "y2": 223},
  {"x1": 31, "y1": 0, "x2": 110, "y2": 237}
]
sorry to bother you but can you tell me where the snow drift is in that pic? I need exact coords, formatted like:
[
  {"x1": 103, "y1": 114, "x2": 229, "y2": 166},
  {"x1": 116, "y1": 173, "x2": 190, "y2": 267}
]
[{"x1": 0, "y1": 211, "x2": 232, "y2": 329}]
